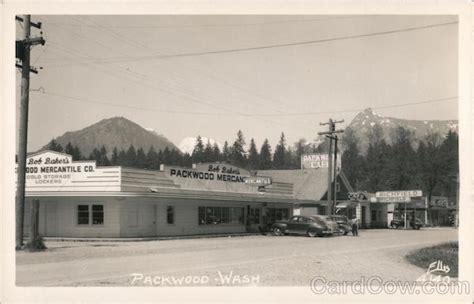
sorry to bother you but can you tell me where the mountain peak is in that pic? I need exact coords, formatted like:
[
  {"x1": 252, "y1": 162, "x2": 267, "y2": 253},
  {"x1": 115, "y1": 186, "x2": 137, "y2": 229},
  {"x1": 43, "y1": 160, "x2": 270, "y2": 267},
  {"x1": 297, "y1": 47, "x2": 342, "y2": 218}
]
[
  {"x1": 41, "y1": 117, "x2": 178, "y2": 156},
  {"x1": 345, "y1": 109, "x2": 458, "y2": 153}
]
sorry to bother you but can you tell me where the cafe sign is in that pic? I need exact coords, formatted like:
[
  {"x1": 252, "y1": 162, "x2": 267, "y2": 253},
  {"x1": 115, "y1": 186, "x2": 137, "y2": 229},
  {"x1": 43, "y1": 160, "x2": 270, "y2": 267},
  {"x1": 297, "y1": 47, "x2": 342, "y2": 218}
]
[{"x1": 301, "y1": 153, "x2": 341, "y2": 170}]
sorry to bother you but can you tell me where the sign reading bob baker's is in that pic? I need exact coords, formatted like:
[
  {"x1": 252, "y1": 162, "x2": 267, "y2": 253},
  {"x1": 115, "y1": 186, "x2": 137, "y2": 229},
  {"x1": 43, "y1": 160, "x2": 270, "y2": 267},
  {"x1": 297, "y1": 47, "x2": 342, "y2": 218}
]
[
  {"x1": 16, "y1": 150, "x2": 121, "y2": 192},
  {"x1": 301, "y1": 153, "x2": 341, "y2": 170},
  {"x1": 165, "y1": 163, "x2": 271, "y2": 189}
]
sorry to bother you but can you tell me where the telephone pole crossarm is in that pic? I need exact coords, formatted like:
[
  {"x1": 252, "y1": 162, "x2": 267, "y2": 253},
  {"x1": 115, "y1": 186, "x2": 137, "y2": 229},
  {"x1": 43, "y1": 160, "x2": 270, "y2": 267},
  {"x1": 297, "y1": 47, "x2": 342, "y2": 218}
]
[{"x1": 318, "y1": 118, "x2": 345, "y2": 216}]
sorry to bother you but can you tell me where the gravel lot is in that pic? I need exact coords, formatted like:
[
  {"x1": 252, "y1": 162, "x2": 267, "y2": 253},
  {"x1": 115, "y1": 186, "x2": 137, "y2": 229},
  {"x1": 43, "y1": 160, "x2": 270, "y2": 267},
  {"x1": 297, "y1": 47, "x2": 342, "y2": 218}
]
[{"x1": 16, "y1": 227, "x2": 457, "y2": 286}]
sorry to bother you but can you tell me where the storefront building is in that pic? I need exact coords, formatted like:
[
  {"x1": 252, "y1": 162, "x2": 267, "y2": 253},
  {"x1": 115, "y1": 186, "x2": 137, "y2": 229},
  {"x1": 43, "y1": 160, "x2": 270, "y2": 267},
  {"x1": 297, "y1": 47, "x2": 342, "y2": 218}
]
[{"x1": 21, "y1": 151, "x2": 295, "y2": 238}]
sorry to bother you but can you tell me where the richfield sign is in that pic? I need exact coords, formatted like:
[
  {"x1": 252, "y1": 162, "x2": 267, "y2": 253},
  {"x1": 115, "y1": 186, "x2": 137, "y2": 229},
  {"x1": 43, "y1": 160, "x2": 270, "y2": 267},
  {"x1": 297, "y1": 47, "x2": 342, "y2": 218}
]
[
  {"x1": 16, "y1": 150, "x2": 121, "y2": 191},
  {"x1": 374, "y1": 190, "x2": 422, "y2": 203},
  {"x1": 301, "y1": 153, "x2": 341, "y2": 170}
]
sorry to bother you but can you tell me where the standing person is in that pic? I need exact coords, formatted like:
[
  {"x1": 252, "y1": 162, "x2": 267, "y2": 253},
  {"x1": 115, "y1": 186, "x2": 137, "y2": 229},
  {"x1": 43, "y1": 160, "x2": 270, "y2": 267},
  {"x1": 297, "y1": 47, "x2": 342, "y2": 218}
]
[{"x1": 351, "y1": 217, "x2": 359, "y2": 236}]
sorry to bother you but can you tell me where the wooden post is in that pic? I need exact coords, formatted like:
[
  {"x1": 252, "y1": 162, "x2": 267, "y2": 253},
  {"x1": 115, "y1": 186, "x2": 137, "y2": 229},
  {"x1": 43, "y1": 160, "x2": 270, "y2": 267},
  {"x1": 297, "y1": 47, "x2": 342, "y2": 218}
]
[
  {"x1": 29, "y1": 199, "x2": 40, "y2": 243},
  {"x1": 16, "y1": 15, "x2": 31, "y2": 249}
]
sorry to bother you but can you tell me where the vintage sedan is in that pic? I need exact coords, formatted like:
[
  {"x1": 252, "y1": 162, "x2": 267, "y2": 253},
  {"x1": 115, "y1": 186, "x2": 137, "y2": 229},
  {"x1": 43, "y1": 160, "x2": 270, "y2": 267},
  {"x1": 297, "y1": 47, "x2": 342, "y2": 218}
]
[
  {"x1": 390, "y1": 217, "x2": 423, "y2": 229},
  {"x1": 271, "y1": 215, "x2": 339, "y2": 237},
  {"x1": 328, "y1": 215, "x2": 352, "y2": 235}
]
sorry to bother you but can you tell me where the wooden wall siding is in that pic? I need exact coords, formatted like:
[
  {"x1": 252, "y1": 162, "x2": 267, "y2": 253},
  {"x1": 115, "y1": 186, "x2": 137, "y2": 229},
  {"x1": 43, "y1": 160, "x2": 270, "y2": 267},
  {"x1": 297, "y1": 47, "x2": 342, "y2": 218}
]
[
  {"x1": 121, "y1": 168, "x2": 181, "y2": 192},
  {"x1": 264, "y1": 182, "x2": 294, "y2": 195},
  {"x1": 119, "y1": 197, "x2": 293, "y2": 237},
  {"x1": 23, "y1": 197, "x2": 121, "y2": 238}
]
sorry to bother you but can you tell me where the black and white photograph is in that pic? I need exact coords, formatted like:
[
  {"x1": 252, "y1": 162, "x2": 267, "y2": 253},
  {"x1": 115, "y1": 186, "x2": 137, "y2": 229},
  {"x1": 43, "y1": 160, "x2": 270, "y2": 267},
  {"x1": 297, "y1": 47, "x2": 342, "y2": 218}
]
[{"x1": 2, "y1": 1, "x2": 474, "y2": 303}]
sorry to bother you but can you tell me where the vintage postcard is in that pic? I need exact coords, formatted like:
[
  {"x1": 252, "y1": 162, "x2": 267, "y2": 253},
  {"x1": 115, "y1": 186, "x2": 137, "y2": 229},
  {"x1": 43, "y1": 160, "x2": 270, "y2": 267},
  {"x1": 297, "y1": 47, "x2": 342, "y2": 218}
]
[{"x1": 1, "y1": 0, "x2": 473, "y2": 303}]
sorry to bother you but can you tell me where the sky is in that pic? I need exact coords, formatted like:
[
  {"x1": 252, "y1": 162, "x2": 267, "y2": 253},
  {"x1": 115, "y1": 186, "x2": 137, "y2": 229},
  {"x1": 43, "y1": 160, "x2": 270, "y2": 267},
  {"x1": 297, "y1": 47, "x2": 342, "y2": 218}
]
[{"x1": 16, "y1": 15, "x2": 458, "y2": 152}]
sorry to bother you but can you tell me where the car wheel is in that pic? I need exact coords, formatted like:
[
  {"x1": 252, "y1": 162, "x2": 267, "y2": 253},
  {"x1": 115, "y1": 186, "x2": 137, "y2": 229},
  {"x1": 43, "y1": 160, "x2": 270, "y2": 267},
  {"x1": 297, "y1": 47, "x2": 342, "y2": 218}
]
[
  {"x1": 307, "y1": 230, "x2": 318, "y2": 238},
  {"x1": 343, "y1": 231, "x2": 348, "y2": 236},
  {"x1": 273, "y1": 227, "x2": 283, "y2": 236}
]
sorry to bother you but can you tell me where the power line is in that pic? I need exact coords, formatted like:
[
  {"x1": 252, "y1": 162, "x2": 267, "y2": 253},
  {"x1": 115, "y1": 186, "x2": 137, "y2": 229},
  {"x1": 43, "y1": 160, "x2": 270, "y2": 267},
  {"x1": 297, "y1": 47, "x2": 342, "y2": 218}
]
[
  {"x1": 44, "y1": 16, "x2": 287, "y2": 127},
  {"x1": 34, "y1": 90, "x2": 457, "y2": 117},
  {"x1": 37, "y1": 21, "x2": 457, "y2": 64},
  {"x1": 44, "y1": 15, "x2": 363, "y2": 29},
  {"x1": 256, "y1": 96, "x2": 458, "y2": 117},
  {"x1": 35, "y1": 90, "x2": 254, "y2": 116}
]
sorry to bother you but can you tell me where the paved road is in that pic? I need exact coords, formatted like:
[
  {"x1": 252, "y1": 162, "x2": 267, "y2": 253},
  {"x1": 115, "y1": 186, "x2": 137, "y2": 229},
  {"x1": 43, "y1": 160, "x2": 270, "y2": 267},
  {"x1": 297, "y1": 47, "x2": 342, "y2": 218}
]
[{"x1": 16, "y1": 228, "x2": 457, "y2": 286}]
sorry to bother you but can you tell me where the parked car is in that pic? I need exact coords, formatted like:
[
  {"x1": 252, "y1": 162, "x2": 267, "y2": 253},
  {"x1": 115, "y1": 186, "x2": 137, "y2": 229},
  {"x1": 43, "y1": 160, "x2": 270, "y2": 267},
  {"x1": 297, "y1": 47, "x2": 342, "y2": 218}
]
[
  {"x1": 328, "y1": 215, "x2": 351, "y2": 235},
  {"x1": 271, "y1": 215, "x2": 339, "y2": 237},
  {"x1": 390, "y1": 218, "x2": 423, "y2": 229}
]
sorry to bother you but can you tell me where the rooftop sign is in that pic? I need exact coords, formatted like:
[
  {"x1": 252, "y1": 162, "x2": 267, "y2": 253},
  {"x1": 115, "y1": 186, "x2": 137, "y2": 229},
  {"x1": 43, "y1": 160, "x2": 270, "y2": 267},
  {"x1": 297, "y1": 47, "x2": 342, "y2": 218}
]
[
  {"x1": 17, "y1": 150, "x2": 121, "y2": 192},
  {"x1": 375, "y1": 190, "x2": 422, "y2": 198},
  {"x1": 301, "y1": 153, "x2": 341, "y2": 170}
]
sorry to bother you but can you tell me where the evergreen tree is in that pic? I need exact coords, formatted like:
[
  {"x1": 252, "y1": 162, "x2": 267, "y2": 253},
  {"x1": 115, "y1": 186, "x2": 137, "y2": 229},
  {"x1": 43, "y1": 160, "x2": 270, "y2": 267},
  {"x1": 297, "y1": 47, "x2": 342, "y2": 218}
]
[
  {"x1": 247, "y1": 138, "x2": 259, "y2": 170},
  {"x1": 88, "y1": 148, "x2": 101, "y2": 163},
  {"x1": 72, "y1": 145, "x2": 82, "y2": 160},
  {"x1": 341, "y1": 129, "x2": 364, "y2": 190},
  {"x1": 212, "y1": 143, "x2": 221, "y2": 162},
  {"x1": 259, "y1": 139, "x2": 272, "y2": 170},
  {"x1": 99, "y1": 145, "x2": 110, "y2": 166},
  {"x1": 181, "y1": 152, "x2": 193, "y2": 167},
  {"x1": 111, "y1": 147, "x2": 119, "y2": 166},
  {"x1": 230, "y1": 130, "x2": 247, "y2": 167},
  {"x1": 64, "y1": 142, "x2": 82, "y2": 160},
  {"x1": 192, "y1": 136, "x2": 205, "y2": 163},
  {"x1": 65, "y1": 142, "x2": 74, "y2": 156},
  {"x1": 362, "y1": 126, "x2": 391, "y2": 192},
  {"x1": 125, "y1": 145, "x2": 137, "y2": 167},
  {"x1": 293, "y1": 138, "x2": 307, "y2": 169},
  {"x1": 47, "y1": 139, "x2": 64, "y2": 152},
  {"x1": 157, "y1": 150, "x2": 164, "y2": 167},
  {"x1": 386, "y1": 127, "x2": 417, "y2": 190},
  {"x1": 162, "y1": 147, "x2": 171, "y2": 165},
  {"x1": 169, "y1": 149, "x2": 181, "y2": 165},
  {"x1": 439, "y1": 130, "x2": 459, "y2": 198},
  {"x1": 146, "y1": 146, "x2": 158, "y2": 169},
  {"x1": 117, "y1": 149, "x2": 126, "y2": 166},
  {"x1": 136, "y1": 147, "x2": 147, "y2": 168},
  {"x1": 221, "y1": 141, "x2": 231, "y2": 162},
  {"x1": 273, "y1": 132, "x2": 287, "y2": 169},
  {"x1": 284, "y1": 147, "x2": 297, "y2": 169},
  {"x1": 203, "y1": 140, "x2": 214, "y2": 163}
]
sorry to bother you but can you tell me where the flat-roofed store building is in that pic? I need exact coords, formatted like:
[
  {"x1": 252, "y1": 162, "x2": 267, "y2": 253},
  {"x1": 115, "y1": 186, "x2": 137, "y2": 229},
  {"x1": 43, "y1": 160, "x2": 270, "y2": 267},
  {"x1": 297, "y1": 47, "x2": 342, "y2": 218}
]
[{"x1": 20, "y1": 151, "x2": 294, "y2": 238}]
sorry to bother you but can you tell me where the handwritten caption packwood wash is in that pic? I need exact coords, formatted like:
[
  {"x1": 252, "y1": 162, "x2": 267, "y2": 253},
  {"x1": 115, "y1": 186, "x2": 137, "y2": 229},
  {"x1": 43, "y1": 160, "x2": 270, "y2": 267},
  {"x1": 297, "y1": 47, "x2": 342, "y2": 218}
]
[{"x1": 130, "y1": 271, "x2": 260, "y2": 286}]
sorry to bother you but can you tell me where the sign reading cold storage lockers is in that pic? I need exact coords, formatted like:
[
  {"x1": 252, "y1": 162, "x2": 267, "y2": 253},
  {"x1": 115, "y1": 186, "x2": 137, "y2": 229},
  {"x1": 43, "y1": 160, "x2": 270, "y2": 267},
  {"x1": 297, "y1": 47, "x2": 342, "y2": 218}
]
[{"x1": 16, "y1": 150, "x2": 121, "y2": 191}]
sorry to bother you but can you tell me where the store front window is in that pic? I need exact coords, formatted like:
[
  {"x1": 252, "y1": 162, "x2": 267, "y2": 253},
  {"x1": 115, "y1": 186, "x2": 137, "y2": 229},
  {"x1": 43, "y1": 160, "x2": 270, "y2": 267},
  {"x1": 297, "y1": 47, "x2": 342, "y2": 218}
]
[
  {"x1": 198, "y1": 206, "x2": 244, "y2": 225},
  {"x1": 78, "y1": 204, "x2": 104, "y2": 225},
  {"x1": 167, "y1": 206, "x2": 175, "y2": 224}
]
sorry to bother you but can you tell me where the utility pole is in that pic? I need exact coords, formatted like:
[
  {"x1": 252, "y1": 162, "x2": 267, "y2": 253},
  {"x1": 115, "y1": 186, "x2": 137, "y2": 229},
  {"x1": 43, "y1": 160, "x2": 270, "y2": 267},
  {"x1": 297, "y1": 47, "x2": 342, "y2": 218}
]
[
  {"x1": 318, "y1": 119, "x2": 344, "y2": 215},
  {"x1": 15, "y1": 15, "x2": 45, "y2": 249}
]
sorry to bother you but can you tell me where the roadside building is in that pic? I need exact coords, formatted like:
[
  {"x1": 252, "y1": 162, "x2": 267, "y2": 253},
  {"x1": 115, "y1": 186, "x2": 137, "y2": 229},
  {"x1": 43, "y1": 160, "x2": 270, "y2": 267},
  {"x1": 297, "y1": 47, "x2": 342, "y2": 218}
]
[
  {"x1": 21, "y1": 150, "x2": 295, "y2": 238},
  {"x1": 20, "y1": 150, "x2": 434, "y2": 238}
]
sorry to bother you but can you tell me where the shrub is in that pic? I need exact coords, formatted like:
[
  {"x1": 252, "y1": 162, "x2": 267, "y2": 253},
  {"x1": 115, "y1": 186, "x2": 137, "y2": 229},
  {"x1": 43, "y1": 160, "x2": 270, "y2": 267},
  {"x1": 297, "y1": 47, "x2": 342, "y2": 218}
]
[{"x1": 406, "y1": 242, "x2": 458, "y2": 277}]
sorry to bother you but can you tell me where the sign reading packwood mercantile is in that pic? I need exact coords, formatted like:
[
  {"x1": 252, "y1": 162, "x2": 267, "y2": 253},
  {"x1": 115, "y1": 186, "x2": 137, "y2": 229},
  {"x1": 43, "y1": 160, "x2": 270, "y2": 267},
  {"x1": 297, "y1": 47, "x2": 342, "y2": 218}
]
[
  {"x1": 165, "y1": 163, "x2": 271, "y2": 191},
  {"x1": 16, "y1": 150, "x2": 121, "y2": 192}
]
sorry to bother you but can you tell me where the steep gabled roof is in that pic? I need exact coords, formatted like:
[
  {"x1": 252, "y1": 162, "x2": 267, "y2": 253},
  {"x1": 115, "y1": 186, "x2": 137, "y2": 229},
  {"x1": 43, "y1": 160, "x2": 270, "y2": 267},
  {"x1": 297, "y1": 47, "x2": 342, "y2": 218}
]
[{"x1": 257, "y1": 168, "x2": 329, "y2": 201}]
